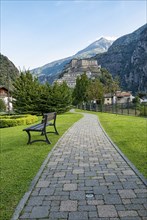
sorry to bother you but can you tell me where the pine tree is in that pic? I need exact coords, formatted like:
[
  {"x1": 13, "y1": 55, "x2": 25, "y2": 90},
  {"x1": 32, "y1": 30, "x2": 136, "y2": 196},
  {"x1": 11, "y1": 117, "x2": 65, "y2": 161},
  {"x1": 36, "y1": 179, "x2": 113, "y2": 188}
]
[
  {"x1": 12, "y1": 70, "x2": 39, "y2": 114},
  {"x1": 52, "y1": 81, "x2": 72, "y2": 113}
]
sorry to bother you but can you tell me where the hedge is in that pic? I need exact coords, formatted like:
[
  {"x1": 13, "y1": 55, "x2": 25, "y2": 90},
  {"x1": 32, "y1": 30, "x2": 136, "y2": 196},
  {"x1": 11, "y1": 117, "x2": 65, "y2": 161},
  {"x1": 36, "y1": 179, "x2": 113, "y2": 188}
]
[{"x1": 0, "y1": 115, "x2": 38, "y2": 128}]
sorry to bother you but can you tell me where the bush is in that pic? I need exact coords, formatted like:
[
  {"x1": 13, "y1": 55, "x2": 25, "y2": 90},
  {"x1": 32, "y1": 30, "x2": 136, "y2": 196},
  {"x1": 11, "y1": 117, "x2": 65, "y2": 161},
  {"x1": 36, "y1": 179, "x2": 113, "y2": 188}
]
[{"x1": 0, "y1": 115, "x2": 38, "y2": 128}]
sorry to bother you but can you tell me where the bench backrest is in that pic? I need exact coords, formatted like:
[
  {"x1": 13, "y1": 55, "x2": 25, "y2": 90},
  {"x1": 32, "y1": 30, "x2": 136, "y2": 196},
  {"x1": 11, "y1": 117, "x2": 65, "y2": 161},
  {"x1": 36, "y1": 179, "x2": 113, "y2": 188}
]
[{"x1": 42, "y1": 112, "x2": 57, "y2": 127}]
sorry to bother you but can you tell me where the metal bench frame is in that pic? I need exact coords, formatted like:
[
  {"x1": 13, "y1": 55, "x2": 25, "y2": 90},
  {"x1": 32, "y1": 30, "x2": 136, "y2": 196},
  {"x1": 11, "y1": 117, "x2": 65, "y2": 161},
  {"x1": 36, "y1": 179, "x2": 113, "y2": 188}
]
[{"x1": 23, "y1": 112, "x2": 59, "y2": 144}]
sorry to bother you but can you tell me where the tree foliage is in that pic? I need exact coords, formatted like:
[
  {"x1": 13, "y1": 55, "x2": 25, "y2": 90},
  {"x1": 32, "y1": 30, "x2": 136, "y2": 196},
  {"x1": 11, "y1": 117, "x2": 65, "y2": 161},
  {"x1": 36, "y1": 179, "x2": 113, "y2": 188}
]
[
  {"x1": 72, "y1": 68, "x2": 120, "y2": 105},
  {"x1": 12, "y1": 71, "x2": 72, "y2": 114},
  {"x1": 99, "y1": 68, "x2": 120, "y2": 93},
  {"x1": 12, "y1": 71, "x2": 39, "y2": 114},
  {"x1": 73, "y1": 73, "x2": 89, "y2": 105},
  {"x1": 86, "y1": 79, "x2": 104, "y2": 102}
]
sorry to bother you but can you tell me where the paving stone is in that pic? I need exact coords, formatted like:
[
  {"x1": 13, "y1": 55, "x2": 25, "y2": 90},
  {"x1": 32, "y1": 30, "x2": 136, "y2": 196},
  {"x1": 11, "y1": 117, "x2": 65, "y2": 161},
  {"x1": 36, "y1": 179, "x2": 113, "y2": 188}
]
[
  {"x1": 85, "y1": 179, "x2": 99, "y2": 186},
  {"x1": 69, "y1": 211, "x2": 88, "y2": 220},
  {"x1": 118, "y1": 189, "x2": 136, "y2": 198},
  {"x1": 73, "y1": 169, "x2": 84, "y2": 174},
  {"x1": 54, "y1": 172, "x2": 65, "y2": 177},
  {"x1": 70, "y1": 191, "x2": 85, "y2": 200},
  {"x1": 36, "y1": 180, "x2": 50, "y2": 188},
  {"x1": 89, "y1": 211, "x2": 98, "y2": 218},
  {"x1": 27, "y1": 196, "x2": 44, "y2": 206},
  {"x1": 123, "y1": 170, "x2": 136, "y2": 175},
  {"x1": 97, "y1": 205, "x2": 118, "y2": 217},
  {"x1": 49, "y1": 211, "x2": 68, "y2": 219},
  {"x1": 104, "y1": 194, "x2": 122, "y2": 204},
  {"x1": 29, "y1": 206, "x2": 49, "y2": 218},
  {"x1": 63, "y1": 183, "x2": 77, "y2": 191},
  {"x1": 39, "y1": 188, "x2": 55, "y2": 196},
  {"x1": 93, "y1": 186, "x2": 108, "y2": 194},
  {"x1": 118, "y1": 210, "x2": 138, "y2": 217},
  {"x1": 87, "y1": 200, "x2": 104, "y2": 205},
  {"x1": 60, "y1": 200, "x2": 77, "y2": 211},
  {"x1": 138, "y1": 209, "x2": 147, "y2": 217},
  {"x1": 78, "y1": 205, "x2": 96, "y2": 211}
]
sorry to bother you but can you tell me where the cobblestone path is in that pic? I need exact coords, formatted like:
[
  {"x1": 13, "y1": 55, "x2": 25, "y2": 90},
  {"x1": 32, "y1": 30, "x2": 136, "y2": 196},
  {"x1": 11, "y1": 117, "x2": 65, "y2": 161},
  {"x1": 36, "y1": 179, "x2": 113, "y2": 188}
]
[{"x1": 16, "y1": 113, "x2": 147, "y2": 220}]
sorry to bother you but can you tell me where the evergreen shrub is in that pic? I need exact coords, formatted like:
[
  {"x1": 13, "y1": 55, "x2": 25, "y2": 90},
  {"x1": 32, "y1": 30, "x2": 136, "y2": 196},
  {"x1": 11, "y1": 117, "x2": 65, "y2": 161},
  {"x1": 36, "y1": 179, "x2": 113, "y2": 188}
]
[{"x1": 0, "y1": 115, "x2": 38, "y2": 128}]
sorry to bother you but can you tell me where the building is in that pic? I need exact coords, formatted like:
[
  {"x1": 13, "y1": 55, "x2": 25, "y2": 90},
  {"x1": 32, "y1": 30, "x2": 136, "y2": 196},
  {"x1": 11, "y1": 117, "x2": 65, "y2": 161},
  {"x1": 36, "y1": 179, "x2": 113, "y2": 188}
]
[
  {"x1": 56, "y1": 58, "x2": 101, "y2": 88},
  {"x1": 0, "y1": 86, "x2": 13, "y2": 111},
  {"x1": 104, "y1": 91, "x2": 133, "y2": 105}
]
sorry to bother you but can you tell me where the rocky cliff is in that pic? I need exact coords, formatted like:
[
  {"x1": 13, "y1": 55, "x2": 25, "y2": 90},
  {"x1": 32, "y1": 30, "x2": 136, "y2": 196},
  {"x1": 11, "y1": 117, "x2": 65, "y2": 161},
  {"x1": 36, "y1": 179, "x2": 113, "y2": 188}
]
[{"x1": 94, "y1": 24, "x2": 147, "y2": 94}]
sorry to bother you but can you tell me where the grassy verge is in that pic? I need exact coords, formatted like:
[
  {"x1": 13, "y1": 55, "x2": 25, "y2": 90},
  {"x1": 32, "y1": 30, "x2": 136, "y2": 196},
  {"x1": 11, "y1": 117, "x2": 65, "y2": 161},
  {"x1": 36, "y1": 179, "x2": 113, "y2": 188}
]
[
  {"x1": 76, "y1": 109, "x2": 147, "y2": 178},
  {"x1": 0, "y1": 112, "x2": 82, "y2": 220}
]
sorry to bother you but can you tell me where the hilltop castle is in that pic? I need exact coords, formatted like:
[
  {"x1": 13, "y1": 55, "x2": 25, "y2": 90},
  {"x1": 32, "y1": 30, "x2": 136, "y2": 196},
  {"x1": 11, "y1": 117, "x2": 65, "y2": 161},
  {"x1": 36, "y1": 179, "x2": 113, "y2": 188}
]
[{"x1": 56, "y1": 59, "x2": 101, "y2": 88}]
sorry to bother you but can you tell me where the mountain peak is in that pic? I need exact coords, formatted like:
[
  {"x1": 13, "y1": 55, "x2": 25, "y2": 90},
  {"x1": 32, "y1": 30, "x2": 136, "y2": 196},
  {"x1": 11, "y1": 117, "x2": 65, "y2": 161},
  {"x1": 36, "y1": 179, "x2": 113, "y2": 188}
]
[{"x1": 75, "y1": 37, "x2": 114, "y2": 58}]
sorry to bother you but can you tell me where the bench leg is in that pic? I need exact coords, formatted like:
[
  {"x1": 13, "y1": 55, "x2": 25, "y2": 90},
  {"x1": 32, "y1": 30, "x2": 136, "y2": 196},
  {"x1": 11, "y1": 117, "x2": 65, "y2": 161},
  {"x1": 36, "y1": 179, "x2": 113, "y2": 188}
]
[
  {"x1": 44, "y1": 132, "x2": 51, "y2": 144},
  {"x1": 26, "y1": 131, "x2": 31, "y2": 144},
  {"x1": 54, "y1": 124, "x2": 59, "y2": 135}
]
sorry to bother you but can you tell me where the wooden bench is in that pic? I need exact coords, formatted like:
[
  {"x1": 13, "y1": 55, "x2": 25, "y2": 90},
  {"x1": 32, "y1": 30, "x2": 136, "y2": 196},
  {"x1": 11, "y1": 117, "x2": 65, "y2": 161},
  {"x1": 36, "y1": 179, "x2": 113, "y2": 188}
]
[{"x1": 23, "y1": 112, "x2": 59, "y2": 144}]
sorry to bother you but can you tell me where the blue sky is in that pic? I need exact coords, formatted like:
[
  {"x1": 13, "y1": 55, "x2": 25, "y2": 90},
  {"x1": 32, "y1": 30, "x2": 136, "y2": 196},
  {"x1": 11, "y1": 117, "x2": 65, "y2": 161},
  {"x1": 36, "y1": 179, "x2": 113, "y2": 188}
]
[{"x1": 1, "y1": 0, "x2": 146, "y2": 70}]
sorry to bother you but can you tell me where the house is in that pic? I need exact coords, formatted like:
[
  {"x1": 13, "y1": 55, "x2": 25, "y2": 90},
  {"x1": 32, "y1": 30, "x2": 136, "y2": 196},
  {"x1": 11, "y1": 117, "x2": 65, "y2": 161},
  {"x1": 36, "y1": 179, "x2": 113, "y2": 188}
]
[
  {"x1": 0, "y1": 86, "x2": 9, "y2": 97},
  {"x1": 115, "y1": 91, "x2": 134, "y2": 104},
  {"x1": 104, "y1": 93, "x2": 114, "y2": 105},
  {"x1": 0, "y1": 86, "x2": 13, "y2": 111},
  {"x1": 104, "y1": 91, "x2": 133, "y2": 105}
]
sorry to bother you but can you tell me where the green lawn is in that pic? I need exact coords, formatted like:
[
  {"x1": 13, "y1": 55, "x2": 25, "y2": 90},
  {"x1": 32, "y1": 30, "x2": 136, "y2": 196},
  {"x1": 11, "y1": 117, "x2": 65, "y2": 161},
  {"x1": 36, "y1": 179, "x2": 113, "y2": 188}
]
[
  {"x1": 0, "y1": 112, "x2": 83, "y2": 220},
  {"x1": 98, "y1": 112, "x2": 147, "y2": 178},
  {"x1": 76, "y1": 109, "x2": 147, "y2": 179}
]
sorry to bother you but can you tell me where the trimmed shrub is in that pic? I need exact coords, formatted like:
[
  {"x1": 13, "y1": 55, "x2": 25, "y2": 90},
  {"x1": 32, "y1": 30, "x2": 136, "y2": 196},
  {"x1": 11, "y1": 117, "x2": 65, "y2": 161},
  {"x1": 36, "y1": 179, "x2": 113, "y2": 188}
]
[{"x1": 0, "y1": 115, "x2": 38, "y2": 128}]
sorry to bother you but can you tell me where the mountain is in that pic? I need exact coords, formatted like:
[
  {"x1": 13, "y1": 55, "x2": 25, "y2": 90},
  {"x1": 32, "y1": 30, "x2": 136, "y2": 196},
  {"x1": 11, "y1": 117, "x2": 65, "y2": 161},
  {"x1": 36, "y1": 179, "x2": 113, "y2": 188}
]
[
  {"x1": 75, "y1": 37, "x2": 113, "y2": 58},
  {"x1": 94, "y1": 24, "x2": 147, "y2": 94},
  {"x1": 31, "y1": 38, "x2": 114, "y2": 84},
  {"x1": 0, "y1": 54, "x2": 19, "y2": 90}
]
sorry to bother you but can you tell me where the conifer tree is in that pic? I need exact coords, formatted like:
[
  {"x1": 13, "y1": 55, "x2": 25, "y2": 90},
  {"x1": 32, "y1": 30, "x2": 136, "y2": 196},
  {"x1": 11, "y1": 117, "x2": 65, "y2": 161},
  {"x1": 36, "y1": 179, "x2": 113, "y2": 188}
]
[
  {"x1": 12, "y1": 70, "x2": 39, "y2": 113},
  {"x1": 52, "y1": 81, "x2": 72, "y2": 113}
]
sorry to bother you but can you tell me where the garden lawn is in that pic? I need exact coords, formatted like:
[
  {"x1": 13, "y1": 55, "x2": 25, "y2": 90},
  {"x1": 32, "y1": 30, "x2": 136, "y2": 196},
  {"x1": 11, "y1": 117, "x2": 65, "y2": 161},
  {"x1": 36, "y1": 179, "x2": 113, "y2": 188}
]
[
  {"x1": 76, "y1": 109, "x2": 147, "y2": 178},
  {"x1": 0, "y1": 112, "x2": 82, "y2": 220}
]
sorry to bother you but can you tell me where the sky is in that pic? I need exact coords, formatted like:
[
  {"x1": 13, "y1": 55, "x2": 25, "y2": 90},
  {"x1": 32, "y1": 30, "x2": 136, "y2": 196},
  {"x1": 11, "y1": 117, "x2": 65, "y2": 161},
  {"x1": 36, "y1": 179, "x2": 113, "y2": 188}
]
[{"x1": 1, "y1": 0, "x2": 147, "y2": 70}]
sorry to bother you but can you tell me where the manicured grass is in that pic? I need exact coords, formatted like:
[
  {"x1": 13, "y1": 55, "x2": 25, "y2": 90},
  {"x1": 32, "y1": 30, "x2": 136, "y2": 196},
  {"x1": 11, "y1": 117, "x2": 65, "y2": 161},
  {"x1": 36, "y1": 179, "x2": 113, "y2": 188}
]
[
  {"x1": 0, "y1": 112, "x2": 82, "y2": 220},
  {"x1": 76, "y1": 109, "x2": 147, "y2": 178}
]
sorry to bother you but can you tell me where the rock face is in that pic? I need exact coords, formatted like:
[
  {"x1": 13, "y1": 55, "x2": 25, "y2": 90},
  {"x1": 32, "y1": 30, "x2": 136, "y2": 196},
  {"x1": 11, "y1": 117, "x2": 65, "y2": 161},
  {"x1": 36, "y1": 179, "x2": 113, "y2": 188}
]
[
  {"x1": 94, "y1": 24, "x2": 147, "y2": 94},
  {"x1": 31, "y1": 38, "x2": 113, "y2": 84},
  {"x1": 0, "y1": 54, "x2": 19, "y2": 89}
]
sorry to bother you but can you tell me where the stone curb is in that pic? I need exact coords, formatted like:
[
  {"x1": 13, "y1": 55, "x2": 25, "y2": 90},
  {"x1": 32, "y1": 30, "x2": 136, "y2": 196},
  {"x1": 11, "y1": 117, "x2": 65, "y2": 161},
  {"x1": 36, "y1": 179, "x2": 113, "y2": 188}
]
[{"x1": 11, "y1": 119, "x2": 81, "y2": 220}]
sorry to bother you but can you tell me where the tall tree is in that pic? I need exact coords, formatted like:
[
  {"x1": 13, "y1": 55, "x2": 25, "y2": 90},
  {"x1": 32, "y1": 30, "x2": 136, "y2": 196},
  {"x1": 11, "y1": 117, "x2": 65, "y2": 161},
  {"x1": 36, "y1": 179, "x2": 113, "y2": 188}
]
[
  {"x1": 86, "y1": 79, "x2": 104, "y2": 102},
  {"x1": 73, "y1": 73, "x2": 89, "y2": 105},
  {"x1": 52, "y1": 81, "x2": 72, "y2": 113},
  {"x1": 12, "y1": 70, "x2": 39, "y2": 113},
  {"x1": 36, "y1": 83, "x2": 53, "y2": 114}
]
